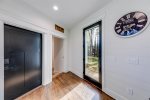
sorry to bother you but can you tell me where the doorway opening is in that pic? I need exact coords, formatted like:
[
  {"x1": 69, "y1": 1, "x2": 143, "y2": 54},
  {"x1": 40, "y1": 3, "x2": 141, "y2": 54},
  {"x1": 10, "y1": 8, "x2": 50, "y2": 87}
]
[
  {"x1": 83, "y1": 21, "x2": 102, "y2": 88},
  {"x1": 52, "y1": 36, "x2": 64, "y2": 78}
]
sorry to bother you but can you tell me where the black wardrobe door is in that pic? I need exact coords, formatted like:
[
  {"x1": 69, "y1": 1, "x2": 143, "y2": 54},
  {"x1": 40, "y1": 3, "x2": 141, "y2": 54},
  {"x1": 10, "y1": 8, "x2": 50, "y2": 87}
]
[
  {"x1": 4, "y1": 25, "x2": 42, "y2": 100},
  {"x1": 4, "y1": 26, "x2": 25, "y2": 100},
  {"x1": 24, "y1": 30, "x2": 42, "y2": 92}
]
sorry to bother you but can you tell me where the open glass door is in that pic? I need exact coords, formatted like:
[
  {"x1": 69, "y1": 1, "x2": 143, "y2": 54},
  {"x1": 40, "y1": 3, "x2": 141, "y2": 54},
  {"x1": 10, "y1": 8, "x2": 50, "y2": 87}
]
[{"x1": 83, "y1": 21, "x2": 102, "y2": 88}]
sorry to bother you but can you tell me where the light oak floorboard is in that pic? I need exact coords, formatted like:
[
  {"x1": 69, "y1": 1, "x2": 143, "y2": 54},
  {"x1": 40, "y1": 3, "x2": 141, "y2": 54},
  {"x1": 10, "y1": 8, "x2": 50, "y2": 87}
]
[{"x1": 18, "y1": 72, "x2": 114, "y2": 100}]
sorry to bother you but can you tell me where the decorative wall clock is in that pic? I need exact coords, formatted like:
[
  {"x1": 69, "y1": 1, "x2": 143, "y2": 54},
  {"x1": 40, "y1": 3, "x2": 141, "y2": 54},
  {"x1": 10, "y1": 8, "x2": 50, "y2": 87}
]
[{"x1": 115, "y1": 11, "x2": 148, "y2": 37}]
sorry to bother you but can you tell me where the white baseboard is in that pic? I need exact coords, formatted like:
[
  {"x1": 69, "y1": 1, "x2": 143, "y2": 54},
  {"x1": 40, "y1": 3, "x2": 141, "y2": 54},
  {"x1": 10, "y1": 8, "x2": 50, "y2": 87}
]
[{"x1": 103, "y1": 87, "x2": 128, "y2": 100}]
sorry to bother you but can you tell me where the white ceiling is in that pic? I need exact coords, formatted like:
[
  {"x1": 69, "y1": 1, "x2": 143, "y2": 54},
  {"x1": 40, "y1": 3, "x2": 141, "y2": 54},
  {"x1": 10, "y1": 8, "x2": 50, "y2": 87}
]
[{"x1": 21, "y1": 0, "x2": 111, "y2": 29}]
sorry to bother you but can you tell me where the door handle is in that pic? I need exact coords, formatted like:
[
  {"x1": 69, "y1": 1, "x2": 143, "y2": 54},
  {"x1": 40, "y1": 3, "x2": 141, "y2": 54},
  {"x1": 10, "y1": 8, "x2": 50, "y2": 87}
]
[{"x1": 4, "y1": 58, "x2": 9, "y2": 65}]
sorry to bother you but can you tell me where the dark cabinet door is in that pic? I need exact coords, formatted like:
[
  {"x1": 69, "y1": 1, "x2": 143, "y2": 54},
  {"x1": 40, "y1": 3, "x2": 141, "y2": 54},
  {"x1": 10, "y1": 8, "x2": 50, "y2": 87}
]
[
  {"x1": 4, "y1": 51, "x2": 25, "y2": 100},
  {"x1": 23, "y1": 31, "x2": 42, "y2": 92},
  {"x1": 4, "y1": 24, "x2": 42, "y2": 100},
  {"x1": 4, "y1": 25, "x2": 26, "y2": 100}
]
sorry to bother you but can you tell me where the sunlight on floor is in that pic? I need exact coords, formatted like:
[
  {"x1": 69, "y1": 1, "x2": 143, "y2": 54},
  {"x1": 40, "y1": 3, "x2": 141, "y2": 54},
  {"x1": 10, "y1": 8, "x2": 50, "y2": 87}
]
[{"x1": 60, "y1": 83, "x2": 95, "y2": 100}]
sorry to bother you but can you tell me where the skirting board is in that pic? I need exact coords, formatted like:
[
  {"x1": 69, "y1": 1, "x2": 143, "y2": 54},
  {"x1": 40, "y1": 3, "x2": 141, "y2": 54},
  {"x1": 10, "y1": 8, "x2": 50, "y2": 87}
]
[{"x1": 103, "y1": 87, "x2": 128, "y2": 100}]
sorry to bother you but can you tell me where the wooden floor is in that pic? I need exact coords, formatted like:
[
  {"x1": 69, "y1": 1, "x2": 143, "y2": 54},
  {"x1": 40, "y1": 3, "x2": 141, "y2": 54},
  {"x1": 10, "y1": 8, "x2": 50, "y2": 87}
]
[{"x1": 18, "y1": 72, "x2": 114, "y2": 100}]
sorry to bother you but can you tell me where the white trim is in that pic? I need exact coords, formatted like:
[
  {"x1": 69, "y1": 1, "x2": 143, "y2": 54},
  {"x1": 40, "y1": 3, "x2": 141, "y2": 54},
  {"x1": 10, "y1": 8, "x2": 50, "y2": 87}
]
[
  {"x1": 0, "y1": 8, "x2": 48, "y2": 34},
  {"x1": 52, "y1": 35, "x2": 66, "y2": 73},
  {"x1": 101, "y1": 13, "x2": 106, "y2": 91},
  {"x1": 42, "y1": 34, "x2": 53, "y2": 85},
  {"x1": 0, "y1": 20, "x2": 4, "y2": 100},
  {"x1": 103, "y1": 88, "x2": 128, "y2": 100},
  {"x1": 0, "y1": 8, "x2": 66, "y2": 39}
]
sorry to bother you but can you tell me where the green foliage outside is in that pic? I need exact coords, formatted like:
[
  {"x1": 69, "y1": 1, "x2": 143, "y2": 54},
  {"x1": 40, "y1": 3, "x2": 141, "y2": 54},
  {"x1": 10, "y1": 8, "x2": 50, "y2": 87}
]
[{"x1": 87, "y1": 56, "x2": 98, "y2": 73}]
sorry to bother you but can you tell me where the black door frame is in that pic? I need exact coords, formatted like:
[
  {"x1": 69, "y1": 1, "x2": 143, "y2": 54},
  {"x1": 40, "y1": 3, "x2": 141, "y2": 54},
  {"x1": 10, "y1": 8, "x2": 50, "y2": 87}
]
[{"x1": 83, "y1": 21, "x2": 102, "y2": 88}]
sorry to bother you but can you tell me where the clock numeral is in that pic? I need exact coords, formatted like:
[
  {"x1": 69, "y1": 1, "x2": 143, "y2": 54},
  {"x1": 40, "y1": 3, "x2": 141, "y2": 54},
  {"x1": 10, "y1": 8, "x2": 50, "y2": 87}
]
[
  {"x1": 116, "y1": 22, "x2": 122, "y2": 25},
  {"x1": 126, "y1": 14, "x2": 131, "y2": 19},
  {"x1": 116, "y1": 29, "x2": 122, "y2": 33},
  {"x1": 120, "y1": 30, "x2": 125, "y2": 35},
  {"x1": 130, "y1": 23, "x2": 136, "y2": 27},
  {"x1": 137, "y1": 24, "x2": 143, "y2": 28},
  {"x1": 115, "y1": 26, "x2": 120, "y2": 29},
  {"x1": 121, "y1": 18, "x2": 125, "y2": 22},
  {"x1": 138, "y1": 19, "x2": 146, "y2": 23}
]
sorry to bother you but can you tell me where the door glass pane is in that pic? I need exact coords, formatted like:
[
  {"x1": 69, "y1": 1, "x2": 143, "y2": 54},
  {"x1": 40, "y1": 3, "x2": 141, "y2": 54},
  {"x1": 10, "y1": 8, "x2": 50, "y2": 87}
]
[{"x1": 85, "y1": 25, "x2": 100, "y2": 82}]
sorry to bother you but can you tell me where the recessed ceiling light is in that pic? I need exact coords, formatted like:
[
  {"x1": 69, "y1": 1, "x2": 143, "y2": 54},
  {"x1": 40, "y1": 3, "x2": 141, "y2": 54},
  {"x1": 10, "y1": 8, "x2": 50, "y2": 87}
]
[{"x1": 53, "y1": 5, "x2": 59, "y2": 11}]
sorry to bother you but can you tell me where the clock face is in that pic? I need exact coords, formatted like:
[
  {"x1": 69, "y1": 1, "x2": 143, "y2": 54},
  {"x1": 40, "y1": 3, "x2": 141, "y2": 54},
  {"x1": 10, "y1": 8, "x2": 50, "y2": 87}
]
[{"x1": 115, "y1": 11, "x2": 148, "y2": 37}]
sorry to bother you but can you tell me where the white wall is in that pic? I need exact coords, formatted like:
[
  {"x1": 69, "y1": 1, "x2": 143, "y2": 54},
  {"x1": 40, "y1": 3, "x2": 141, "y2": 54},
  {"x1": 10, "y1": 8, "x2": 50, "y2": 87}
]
[
  {"x1": 42, "y1": 34, "x2": 53, "y2": 85},
  {"x1": 0, "y1": 21, "x2": 4, "y2": 100},
  {"x1": 69, "y1": 0, "x2": 150, "y2": 100},
  {"x1": 53, "y1": 37, "x2": 64, "y2": 73},
  {"x1": 0, "y1": 0, "x2": 68, "y2": 99},
  {"x1": 0, "y1": 0, "x2": 67, "y2": 38}
]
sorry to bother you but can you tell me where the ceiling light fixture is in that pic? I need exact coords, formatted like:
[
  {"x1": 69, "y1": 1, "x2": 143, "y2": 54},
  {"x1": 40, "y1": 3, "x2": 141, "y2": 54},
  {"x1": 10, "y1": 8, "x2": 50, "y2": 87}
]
[{"x1": 53, "y1": 5, "x2": 59, "y2": 11}]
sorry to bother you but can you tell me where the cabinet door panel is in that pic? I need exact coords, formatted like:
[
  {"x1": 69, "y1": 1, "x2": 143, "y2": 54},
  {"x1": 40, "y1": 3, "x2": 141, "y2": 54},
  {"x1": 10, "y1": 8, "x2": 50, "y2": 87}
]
[
  {"x1": 4, "y1": 25, "x2": 25, "y2": 100},
  {"x1": 4, "y1": 25, "x2": 42, "y2": 100},
  {"x1": 24, "y1": 31, "x2": 42, "y2": 92}
]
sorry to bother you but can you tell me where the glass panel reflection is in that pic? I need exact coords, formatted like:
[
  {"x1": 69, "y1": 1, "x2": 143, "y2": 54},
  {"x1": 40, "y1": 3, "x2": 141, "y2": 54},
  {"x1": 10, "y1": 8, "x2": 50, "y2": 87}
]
[{"x1": 85, "y1": 25, "x2": 100, "y2": 82}]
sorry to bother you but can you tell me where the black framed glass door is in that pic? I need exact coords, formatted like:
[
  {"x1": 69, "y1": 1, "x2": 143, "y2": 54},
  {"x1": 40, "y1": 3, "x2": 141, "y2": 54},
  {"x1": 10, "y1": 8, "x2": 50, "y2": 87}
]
[{"x1": 83, "y1": 21, "x2": 102, "y2": 88}]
